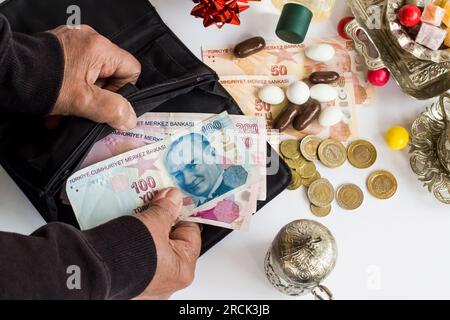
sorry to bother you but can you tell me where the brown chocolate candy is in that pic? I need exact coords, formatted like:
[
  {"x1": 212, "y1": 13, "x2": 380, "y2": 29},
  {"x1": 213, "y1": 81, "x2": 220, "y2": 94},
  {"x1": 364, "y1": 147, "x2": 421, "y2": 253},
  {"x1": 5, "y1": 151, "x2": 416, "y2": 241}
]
[
  {"x1": 292, "y1": 99, "x2": 321, "y2": 131},
  {"x1": 309, "y1": 71, "x2": 340, "y2": 84},
  {"x1": 273, "y1": 103, "x2": 301, "y2": 132},
  {"x1": 233, "y1": 37, "x2": 266, "y2": 58}
]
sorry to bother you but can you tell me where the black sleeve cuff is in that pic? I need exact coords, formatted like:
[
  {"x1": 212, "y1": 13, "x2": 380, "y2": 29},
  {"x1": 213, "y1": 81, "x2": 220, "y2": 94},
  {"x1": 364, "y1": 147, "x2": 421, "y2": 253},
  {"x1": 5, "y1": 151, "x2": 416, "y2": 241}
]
[
  {"x1": 0, "y1": 19, "x2": 64, "y2": 116},
  {"x1": 83, "y1": 216, "x2": 157, "y2": 300}
]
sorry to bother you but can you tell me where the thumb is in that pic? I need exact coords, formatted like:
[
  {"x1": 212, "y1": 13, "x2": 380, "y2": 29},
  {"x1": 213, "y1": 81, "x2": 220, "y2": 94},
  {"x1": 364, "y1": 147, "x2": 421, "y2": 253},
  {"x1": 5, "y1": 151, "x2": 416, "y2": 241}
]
[
  {"x1": 170, "y1": 221, "x2": 202, "y2": 262},
  {"x1": 80, "y1": 85, "x2": 137, "y2": 131},
  {"x1": 141, "y1": 188, "x2": 184, "y2": 232}
]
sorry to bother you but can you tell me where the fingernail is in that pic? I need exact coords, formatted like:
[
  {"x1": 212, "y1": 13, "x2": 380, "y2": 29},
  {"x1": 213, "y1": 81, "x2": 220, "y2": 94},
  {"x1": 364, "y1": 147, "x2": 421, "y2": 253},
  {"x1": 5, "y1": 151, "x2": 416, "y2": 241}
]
[
  {"x1": 152, "y1": 188, "x2": 170, "y2": 202},
  {"x1": 166, "y1": 188, "x2": 183, "y2": 206}
]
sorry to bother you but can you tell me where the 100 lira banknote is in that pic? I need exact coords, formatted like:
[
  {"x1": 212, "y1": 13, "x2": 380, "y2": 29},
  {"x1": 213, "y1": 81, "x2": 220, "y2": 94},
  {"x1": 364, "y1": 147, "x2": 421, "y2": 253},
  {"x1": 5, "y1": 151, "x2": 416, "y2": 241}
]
[{"x1": 66, "y1": 113, "x2": 261, "y2": 231}]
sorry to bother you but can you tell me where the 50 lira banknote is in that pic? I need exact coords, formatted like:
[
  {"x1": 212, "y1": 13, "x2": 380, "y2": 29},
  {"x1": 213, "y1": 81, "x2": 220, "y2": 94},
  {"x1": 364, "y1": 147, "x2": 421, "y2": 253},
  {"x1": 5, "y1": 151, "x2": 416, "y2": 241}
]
[{"x1": 202, "y1": 38, "x2": 372, "y2": 106}]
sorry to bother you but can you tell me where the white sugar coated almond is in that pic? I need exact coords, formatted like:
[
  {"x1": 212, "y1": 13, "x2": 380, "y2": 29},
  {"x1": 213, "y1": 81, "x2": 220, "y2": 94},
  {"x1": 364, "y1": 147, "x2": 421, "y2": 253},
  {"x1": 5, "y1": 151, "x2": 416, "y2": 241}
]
[
  {"x1": 310, "y1": 84, "x2": 337, "y2": 103},
  {"x1": 319, "y1": 106, "x2": 343, "y2": 127},
  {"x1": 258, "y1": 85, "x2": 285, "y2": 105},
  {"x1": 305, "y1": 44, "x2": 335, "y2": 62},
  {"x1": 286, "y1": 81, "x2": 310, "y2": 105}
]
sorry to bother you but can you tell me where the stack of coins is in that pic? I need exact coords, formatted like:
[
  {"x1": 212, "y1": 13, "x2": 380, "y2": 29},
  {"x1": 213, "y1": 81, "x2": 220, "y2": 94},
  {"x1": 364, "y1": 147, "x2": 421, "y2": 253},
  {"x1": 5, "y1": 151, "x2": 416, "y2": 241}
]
[
  {"x1": 280, "y1": 140, "x2": 322, "y2": 191},
  {"x1": 307, "y1": 178, "x2": 335, "y2": 217},
  {"x1": 281, "y1": 135, "x2": 398, "y2": 217}
]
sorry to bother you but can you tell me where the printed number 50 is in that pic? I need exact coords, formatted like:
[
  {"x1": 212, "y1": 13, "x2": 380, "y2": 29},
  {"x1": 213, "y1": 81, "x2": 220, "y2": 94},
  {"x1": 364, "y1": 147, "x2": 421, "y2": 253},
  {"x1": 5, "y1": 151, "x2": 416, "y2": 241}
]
[{"x1": 271, "y1": 65, "x2": 287, "y2": 76}]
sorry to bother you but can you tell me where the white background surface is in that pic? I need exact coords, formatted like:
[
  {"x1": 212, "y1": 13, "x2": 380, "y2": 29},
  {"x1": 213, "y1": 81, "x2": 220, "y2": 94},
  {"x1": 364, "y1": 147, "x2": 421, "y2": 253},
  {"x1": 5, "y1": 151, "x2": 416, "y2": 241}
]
[{"x1": 1, "y1": 0, "x2": 449, "y2": 300}]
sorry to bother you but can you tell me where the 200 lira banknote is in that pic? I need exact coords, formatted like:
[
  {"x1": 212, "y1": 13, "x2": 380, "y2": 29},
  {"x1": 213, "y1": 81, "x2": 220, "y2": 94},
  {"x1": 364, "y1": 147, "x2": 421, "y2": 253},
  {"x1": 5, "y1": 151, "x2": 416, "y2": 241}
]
[{"x1": 66, "y1": 113, "x2": 261, "y2": 231}]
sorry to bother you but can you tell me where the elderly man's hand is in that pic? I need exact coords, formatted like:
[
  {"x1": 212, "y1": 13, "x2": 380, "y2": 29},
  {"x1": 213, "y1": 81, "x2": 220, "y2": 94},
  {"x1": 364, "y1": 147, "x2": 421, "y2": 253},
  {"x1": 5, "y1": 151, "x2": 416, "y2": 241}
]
[
  {"x1": 135, "y1": 188, "x2": 202, "y2": 300},
  {"x1": 50, "y1": 25, "x2": 140, "y2": 131}
]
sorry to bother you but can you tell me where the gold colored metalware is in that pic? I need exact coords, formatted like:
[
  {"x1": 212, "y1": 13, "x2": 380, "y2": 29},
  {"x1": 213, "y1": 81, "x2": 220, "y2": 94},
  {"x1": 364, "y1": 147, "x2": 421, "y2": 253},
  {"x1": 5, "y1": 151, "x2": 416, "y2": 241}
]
[
  {"x1": 410, "y1": 94, "x2": 450, "y2": 204},
  {"x1": 346, "y1": 0, "x2": 450, "y2": 99}
]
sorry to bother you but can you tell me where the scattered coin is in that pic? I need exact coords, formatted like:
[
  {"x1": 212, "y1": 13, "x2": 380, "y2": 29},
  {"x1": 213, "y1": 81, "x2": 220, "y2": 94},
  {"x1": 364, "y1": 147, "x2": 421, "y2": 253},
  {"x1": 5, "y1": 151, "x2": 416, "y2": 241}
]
[
  {"x1": 318, "y1": 139, "x2": 347, "y2": 168},
  {"x1": 367, "y1": 170, "x2": 398, "y2": 200},
  {"x1": 336, "y1": 184, "x2": 364, "y2": 210},
  {"x1": 302, "y1": 171, "x2": 321, "y2": 187},
  {"x1": 298, "y1": 161, "x2": 317, "y2": 179},
  {"x1": 347, "y1": 140, "x2": 377, "y2": 169},
  {"x1": 284, "y1": 156, "x2": 306, "y2": 170},
  {"x1": 307, "y1": 178, "x2": 335, "y2": 207},
  {"x1": 310, "y1": 204, "x2": 332, "y2": 217},
  {"x1": 300, "y1": 135, "x2": 322, "y2": 161},
  {"x1": 287, "y1": 170, "x2": 302, "y2": 190},
  {"x1": 280, "y1": 140, "x2": 301, "y2": 159}
]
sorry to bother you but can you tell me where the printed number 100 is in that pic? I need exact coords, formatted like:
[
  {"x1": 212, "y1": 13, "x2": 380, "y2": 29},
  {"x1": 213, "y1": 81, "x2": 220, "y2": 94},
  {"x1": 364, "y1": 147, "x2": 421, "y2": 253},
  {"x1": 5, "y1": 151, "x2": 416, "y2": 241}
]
[{"x1": 131, "y1": 177, "x2": 156, "y2": 194}]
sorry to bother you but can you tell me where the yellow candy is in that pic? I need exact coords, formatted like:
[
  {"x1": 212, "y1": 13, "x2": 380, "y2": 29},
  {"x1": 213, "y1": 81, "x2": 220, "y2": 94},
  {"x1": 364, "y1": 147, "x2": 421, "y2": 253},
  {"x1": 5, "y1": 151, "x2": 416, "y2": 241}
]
[
  {"x1": 443, "y1": 1, "x2": 450, "y2": 27},
  {"x1": 445, "y1": 28, "x2": 450, "y2": 47},
  {"x1": 385, "y1": 126, "x2": 410, "y2": 150}
]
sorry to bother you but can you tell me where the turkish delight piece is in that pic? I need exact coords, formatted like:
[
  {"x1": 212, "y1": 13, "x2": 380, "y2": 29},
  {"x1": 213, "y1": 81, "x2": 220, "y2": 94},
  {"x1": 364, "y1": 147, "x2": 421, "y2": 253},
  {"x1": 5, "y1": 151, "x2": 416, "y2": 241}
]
[
  {"x1": 421, "y1": 4, "x2": 446, "y2": 26},
  {"x1": 416, "y1": 22, "x2": 447, "y2": 50}
]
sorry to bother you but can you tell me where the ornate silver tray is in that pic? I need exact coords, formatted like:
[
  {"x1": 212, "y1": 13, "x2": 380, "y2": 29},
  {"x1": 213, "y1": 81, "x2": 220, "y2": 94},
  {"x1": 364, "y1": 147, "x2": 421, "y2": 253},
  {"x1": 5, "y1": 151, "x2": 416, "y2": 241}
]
[
  {"x1": 346, "y1": 0, "x2": 450, "y2": 99},
  {"x1": 410, "y1": 95, "x2": 450, "y2": 204},
  {"x1": 386, "y1": 0, "x2": 450, "y2": 63}
]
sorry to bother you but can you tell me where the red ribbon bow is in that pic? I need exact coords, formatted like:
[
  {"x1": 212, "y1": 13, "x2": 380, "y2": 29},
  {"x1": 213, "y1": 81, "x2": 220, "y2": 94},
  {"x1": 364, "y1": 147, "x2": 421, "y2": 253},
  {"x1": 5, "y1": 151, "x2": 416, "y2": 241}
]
[{"x1": 191, "y1": 0, "x2": 259, "y2": 28}]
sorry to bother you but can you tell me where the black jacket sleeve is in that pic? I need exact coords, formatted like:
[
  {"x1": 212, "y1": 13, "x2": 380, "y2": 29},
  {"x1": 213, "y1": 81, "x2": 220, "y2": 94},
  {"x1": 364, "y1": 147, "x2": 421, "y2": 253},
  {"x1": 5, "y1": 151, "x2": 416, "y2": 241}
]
[
  {"x1": 0, "y1": 14, "x2": 63, "y2": 115},
  {"x1": 0, "y1": 15, "x2": 158, "y2": 299}
]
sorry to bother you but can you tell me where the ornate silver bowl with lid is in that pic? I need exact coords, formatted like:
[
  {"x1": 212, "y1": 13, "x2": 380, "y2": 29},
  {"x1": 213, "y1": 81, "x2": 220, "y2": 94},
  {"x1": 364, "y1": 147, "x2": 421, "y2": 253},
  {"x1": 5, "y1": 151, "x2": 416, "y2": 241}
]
[{"x1": 264, "y1": 219, "x2": 337, "y2": 299}]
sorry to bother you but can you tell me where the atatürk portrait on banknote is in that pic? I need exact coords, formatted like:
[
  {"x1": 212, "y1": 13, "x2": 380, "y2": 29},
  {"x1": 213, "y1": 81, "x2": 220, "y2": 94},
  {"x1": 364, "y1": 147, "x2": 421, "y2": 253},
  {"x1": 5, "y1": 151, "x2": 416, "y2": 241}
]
[{"x1": 165, "y1": 133, "x2": 248, "y2": 207}]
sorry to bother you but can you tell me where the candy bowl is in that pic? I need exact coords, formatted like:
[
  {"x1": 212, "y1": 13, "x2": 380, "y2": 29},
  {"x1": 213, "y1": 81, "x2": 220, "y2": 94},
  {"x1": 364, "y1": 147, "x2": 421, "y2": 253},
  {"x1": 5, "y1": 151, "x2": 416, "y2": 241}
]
[
  {"x1": 386, "y1": 0, "x2": 450, "y2": 63},
  {"x1": 346, "y1": 0, "x2": 450, "y2": 100}
]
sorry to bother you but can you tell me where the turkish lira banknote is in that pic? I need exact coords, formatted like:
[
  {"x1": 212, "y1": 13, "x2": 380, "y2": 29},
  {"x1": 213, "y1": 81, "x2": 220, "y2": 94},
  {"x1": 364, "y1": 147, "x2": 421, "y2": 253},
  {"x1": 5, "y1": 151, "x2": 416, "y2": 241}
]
[
  {"x1": 219, "y1": 74, "x2": 357, "y2": 141},
  {"x1": 135, "y1": 112, "x2": 268, "y2": 201},
  {"x1": 202, "y1": 38, "x2": 372, "y2": 106},
  {"x1": 66, "y1": 112, "x2": 262, "y2": 231}
]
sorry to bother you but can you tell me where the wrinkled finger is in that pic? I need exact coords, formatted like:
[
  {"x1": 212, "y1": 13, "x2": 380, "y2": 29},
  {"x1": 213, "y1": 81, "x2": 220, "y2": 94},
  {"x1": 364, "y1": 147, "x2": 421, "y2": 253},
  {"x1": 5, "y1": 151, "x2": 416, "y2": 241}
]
[
  {"x1": 98, "y1": 44, "x2": 141, "y2": 91},
  {"x1": 141, "y1": 188, "x2": 184, "y2": 231},
  {"x1": 80, "y1": 85, "x2": 137, "y2": 131},
  {"x1": 170, "y1": 221, "x2": 202, "y2": 261}
]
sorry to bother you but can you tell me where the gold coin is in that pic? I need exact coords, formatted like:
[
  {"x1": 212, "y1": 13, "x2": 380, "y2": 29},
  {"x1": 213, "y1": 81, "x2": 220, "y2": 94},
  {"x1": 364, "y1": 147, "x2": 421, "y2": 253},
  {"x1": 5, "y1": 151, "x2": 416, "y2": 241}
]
[
  {"x1": 302, "y1": 171, "x2": 321, "y2": 187},
  {"x1": 336, "y1": 184, "x2": 364, "y2": 210},
  {"x1": 300, "y1": 136, "x2": 322, "y2": 161},
  {"x1": 347, "y1": 140, "x2": 377, "y2": 169},
  {"x1": 310, "y1": 204, "x2": 332, "y2": 217},
  {"x1": 287, "y1": 170, "x2": 302, "y2": 190},
  {"x1": 367, "y1": 170, "x2": 398, "y2": 200},
  {"x1": 280, "y1": 140, "x2": 301, "y2": 159},
  {"x1": 298, "y1": 161, "x2": 317, "y2": 179},
  {"x1": 307, "y1": 178, "x2": 335, "y2": 207},
  {"x1": 318, "y1": 139, "x2": 347, "y2": 168},
  {"x1": 284, "y1": 156, "x2": 306, "y2": 170}
]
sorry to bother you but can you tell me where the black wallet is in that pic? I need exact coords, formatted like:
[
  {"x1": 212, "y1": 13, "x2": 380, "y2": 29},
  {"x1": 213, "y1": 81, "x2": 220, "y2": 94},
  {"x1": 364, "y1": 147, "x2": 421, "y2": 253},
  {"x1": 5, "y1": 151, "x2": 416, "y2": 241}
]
[{"x1": 0, "y1": 0, "x2": 291, "y2": 254}]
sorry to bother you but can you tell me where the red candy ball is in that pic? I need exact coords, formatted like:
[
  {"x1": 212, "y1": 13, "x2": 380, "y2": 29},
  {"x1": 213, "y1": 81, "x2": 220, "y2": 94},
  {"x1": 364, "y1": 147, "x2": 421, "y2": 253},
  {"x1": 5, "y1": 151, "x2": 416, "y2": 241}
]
[
  {"x1": 368, "y1": 68, "x2": 390, "y2": 87},
  {"x1": 398, "y1": 4, "x2": 421, "y2": 27},
  {"x1": 337, "y1": 16, "x2": 354, "y2": 40}
]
